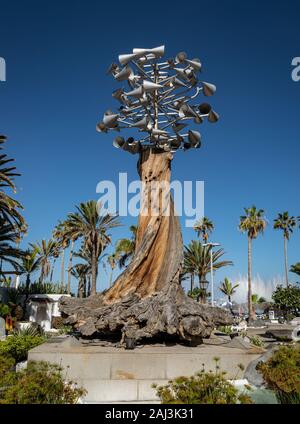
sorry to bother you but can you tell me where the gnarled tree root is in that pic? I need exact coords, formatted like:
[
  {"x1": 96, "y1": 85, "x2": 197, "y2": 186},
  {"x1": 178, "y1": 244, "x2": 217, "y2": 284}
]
[{"x1": 59, "y1": 283, "x2": 233, "y2": 345}]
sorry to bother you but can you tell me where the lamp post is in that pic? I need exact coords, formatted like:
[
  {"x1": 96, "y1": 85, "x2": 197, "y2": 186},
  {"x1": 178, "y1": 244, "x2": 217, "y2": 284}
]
[{"x1": 203, "y1": 242, "x2": 220, "y2": 306}]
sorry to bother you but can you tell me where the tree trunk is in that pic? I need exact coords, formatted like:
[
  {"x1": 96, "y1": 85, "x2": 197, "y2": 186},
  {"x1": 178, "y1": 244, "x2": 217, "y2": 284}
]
[
  {"x1": 26, "y1": 273, "x2": 30, "y2": 291},
  {"x1": 190, "y1": 273, "x2": 194, "y2": 293},
  {"x1": 102, "y1": 149, "x2": 182, "y2": 304},
  {"x1": 67, "y1": 240, "x2": 74, "y2": 294},
  {"x1": 78, "y1": 278, "x2": 84, "y2": 299},
  {"x1": 50, "y1": 258, "x2": 56, "y2": 282},
  {"x1": 61, "y1": 249, "x2": 65, "y2": 285},
  {"x1": 284, "y1": 235, "x2": 289, "y2": 287},
  {"x1": 91, "y1": 244, "x2": 97, "y2": 296},
  {"x1": 228, "y1": 295, "x2": 234, "y2": 315},
  {"x1": 59, "y1": 149, "x2": 233, "y2": 344},
  {"x1": 87, "y1": 275, "x2": 91, "y2": 297},
  {"x1": 248, "y1": 236, "x2": 255, "y2": 322},
  {"x1": 83, "y1": 276, "x2": 87, "y2": 298}
]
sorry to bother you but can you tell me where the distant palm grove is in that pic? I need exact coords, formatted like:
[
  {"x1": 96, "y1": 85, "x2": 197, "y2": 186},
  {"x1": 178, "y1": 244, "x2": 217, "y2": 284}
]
[{"x1": 0, "y1": 136, "x2": 299, "y2": 319}]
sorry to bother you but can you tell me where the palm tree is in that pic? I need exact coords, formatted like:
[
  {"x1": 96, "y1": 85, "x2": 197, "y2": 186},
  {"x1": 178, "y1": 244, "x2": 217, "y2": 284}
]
[
  {"x1": 251, "y1": 293, "x2": 266, "y2": 316},
  {"x1": 239, "y1": 206, "x2": 267, "y2": 322},
  {"x1": 53, "y1": 221, "x2": 69, "y2": 285},
  {"x1": 219, "y1": 277, "x2": 239, "y2": 304},
  {"x1": 0, "y1": 219, "x2": 25, "y2": 275},
  {"x1": 115, "y1": 225, "x2": 137, "y2": 269},
  {"x1": 0, "y1": 135, "x2": 25, "y2": 229},
  {"x1": 273, "y1": 212, "x2": 298, "y2": 287},
  {"x1": 63, "y1": 201, "x2": 120, "y2": 295},
  {"x1": 183, "y1": 240, "x2": 233, "y2": 295},
  {"x1": 290, "y1": 263, "x2": 300, "y2": 277},
  {"x1": 107, "y1": 253, "x2": 119, "y2": 287},
  {"x1": 17, "y1": 248, "x2": 41, "y2": 289},
  {"x1": 30, "y1": 239, "x2": 59, "y2": 284},
  {"x1": 193, "y1": 217, "x2": 214, "y2": 243},
  {"x1": 70, "y1": 263, "x2": 89, "y2": 298}
]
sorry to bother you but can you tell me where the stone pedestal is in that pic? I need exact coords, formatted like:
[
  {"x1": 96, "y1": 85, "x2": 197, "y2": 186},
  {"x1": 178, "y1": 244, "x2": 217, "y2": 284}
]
[{"x1": 28, "y1": 336, "x2": 262, "y2": 403}]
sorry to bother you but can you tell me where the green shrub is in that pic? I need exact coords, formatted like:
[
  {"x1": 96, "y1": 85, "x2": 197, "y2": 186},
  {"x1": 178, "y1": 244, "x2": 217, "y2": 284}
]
[
  {"x1": 217, "y1": 326, "x2": 232, "y2": 335},
  {"x1": 57, "y1": 325, "x2": 73, "y2": 335},
  {"x1": 13, "y1": 324, "x2": 44, "y2": 338},
  {"x1": 0, "y1": 355, "x2": 15, "y2": 377},
  {"x1": 257, "y1": 344, "x2": 300, "y2": 404},
  {"x1": 0, "y1": 360, "x2": 86, "y2": 404},
  {"x1": 153, "y1": 360, "x2": 252, "y2": 404},
  {"x1": 0, "y1": 334, "x2": 46, "y2": 362},
  {"x1": 188, "y1": 287, "x2": 211, "y2": 302},
  {"x1": 249, "y1": 335, "x2": 264, "y2": 348},
  {"x1": 0, "y1": 303, "x2": 10, "y2": 318},
  {"x1": 272, "y1": 285, "x2": 300, "y2": 318},
  {"x1": 16, "y1": 282, "x2": 68, "y2": 295}
]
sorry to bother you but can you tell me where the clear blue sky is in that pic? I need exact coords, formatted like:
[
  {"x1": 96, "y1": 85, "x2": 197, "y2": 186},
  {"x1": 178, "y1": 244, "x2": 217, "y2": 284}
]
[{"x1": 0, "y1": 0, "x2": 299, "y2": 295}]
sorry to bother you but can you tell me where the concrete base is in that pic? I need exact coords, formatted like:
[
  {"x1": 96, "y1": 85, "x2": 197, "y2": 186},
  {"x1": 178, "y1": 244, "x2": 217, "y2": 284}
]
[{"x1": 28, "y1": 337, "x2": 262, "y2": 403}]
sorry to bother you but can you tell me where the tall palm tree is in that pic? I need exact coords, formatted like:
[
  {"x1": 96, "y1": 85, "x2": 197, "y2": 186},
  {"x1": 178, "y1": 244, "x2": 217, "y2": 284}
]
[
  {"x1": 115, "y1": 225, "x2": 137, "y2": 269},
  {"x1": 0, "y1": 135, "x2": 25, "y2": 229},
  {"x1": 30, "y1": 239, "x2": 59, "y2": 284},
  {"x1": 64, "y1": 201, "x2": 120, "y2": 295},
  {"x1": 239, "y1": 206, "x2": 267, "y2": 322},
  {"x1": 273, "y1": 212, "x2": 298, "y2": 287},
  {"x1": 66, "y1": 237, "x2": 76, "y2": 294},
  {"x1": 219, "y1": 278, "x2": 239, "y2": 303},
  {"x1": 193, "y1": 217, "x2": 214, "y2": 243},
  {"x1": 16, "y1": 248, "x2": 41, "y2": 289},
  {"x1": 53, "y1": 221, "x2": 68, "y2": 285},
  {"x1": 183, "y1": 240, "x2": 233, "y2": 288}
]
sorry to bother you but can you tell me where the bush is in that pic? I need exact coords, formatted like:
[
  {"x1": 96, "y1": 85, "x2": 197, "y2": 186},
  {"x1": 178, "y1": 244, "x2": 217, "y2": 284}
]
[
  {"x1": 258, "y1": 344, "x2": 300, "y2": 404},
  {"x1": 0, "y1": 303, "x2": 10, "y2": 318},
  {"x1": 272, "y1": 285, "x2": 300, "y2": 318},
  {"x1": 13, "y1": 324, "x2": 44, "y2": 338},
  {"x1": 153, "y1": 360, "x2": 252, "y2": 404},
  {"x1": 248, "y1": 335, "x2": 264, "y2": 348},
  {"x1": 0, "y1": 360, "x2": 86, "y2": 404},
  {"x1": 0, "y1": 333, "x2": 46, "y2": 362},
  {"x1": 16, "y1": 282, "x2": 68, "y2": 295},
  {"x1": 0, "y1": 355, "x2": 15, "y2": 377},
  {"x1": 217, "y1": 326, "x2": 232, "y2": 335}
]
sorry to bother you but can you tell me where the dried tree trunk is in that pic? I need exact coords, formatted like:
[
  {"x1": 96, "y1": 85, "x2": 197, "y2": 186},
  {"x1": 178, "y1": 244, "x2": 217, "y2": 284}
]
[
  {"x1": 103, "y1": 149, "x2": 182, "y2": 304},
  {"x1": 60, "y1": 149, "x2": 232, "y2": 344}
]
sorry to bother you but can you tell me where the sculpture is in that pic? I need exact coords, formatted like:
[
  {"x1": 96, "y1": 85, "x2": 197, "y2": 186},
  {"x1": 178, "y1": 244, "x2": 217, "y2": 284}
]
[{"x1": 60, "y1": 46, "x2": 232, "y2": 345}]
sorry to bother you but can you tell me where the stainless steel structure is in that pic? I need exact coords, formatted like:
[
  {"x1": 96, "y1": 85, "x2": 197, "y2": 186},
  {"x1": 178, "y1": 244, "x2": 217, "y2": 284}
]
[{"x1": 97, "y1": 45, "x2": 219, "y2": 153}]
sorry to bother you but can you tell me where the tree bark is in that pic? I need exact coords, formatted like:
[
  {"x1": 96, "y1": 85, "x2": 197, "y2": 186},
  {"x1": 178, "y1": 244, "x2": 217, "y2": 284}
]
[
  {"x1": 50, "y1": 258, "x2": 56, "y2": 282},
  {"x1": 61, "y1": 249, "x2": 65, "y2": 285},
  {"x1": 284, "y1": 235, "x2": 289, "y2": 287},
  {"x1": 102, "y1": 149, "x2": 182, "y2": 304},
  {"x1": 78, "y1": 278, "x2": 84, "y2": 298},
  {"x1": 67, "y1": 240, "x2": 74, "y2": 294},
  {"x1": 248, "y1": 236, "x2": 255, "y2": 322},
  {"x1": 87, "y1": 275, "x2": 91, "y2": 297},
  {"x1": 190, "y1": 273, "x2": 194, "y2": 293},
  {"x1": 91, "y1": 245, "x2": 97, "y2": 296},
  {"x1": 59, "y1": 149, "x2": 233, "y2": 343}
]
